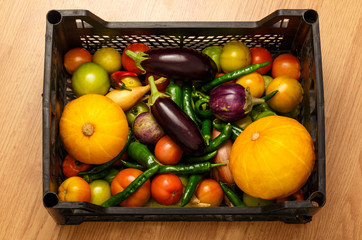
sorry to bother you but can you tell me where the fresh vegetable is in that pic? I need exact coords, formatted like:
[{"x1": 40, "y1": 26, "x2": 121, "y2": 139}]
[
  {"x1": 133, "y1": 112, "x2": 165, "y2": 145},
  {"x1": 145, "y1": 73, "x2": 171, "y2": 92},
  {"x1": 64, "y1": 47, "x2": 92, "y2": 75},
  {"x1": 125, "y1": 101, "x2": 149, "y2": 126},
  {"x1": 201, "y1": 61, "x2": 272, "y2": 92},
  {"x1": 151, "y1": 173, "x2": 183, "y2": 205},
  {"x1": 71, "y1": 62, "x2": 110, "y2": 97},
  {"x1": 82, "y1": 168, "x2": 112, "y2": 183},
  {"x1": 194, "y1": 97, "x2": 213, "y2": 119},
  {"x1": 220, "y1": 40, "x2": 251, "y2": 73},
  {"x1": 186, "y1": 150, "x2": 218, "y2": 163},
  {"x1": 93, "y1": 47, "x2": 122, "y2": 74},
  {"x1": 279, "y1": 105, "x2": 301, "y2": 119},
  {"x1": 182, "y1": 82, "x2": 199, "y2": 124},
  {"x1": 209, "y1": 83, "x2": 264, "y2": 122},
  {"x1": 243, "y1": 193, "x2": 275, "y2": 206},
  {"x1": 165, "y1": 79, "x2": 183, "y2": 108},
  {"x1": 230, "y1": 116, "x2": 315, "y2": 199},
  {"x1": 262, "y1": 75, "x2": 273, "y2": 92},
  {"x1": 266, "y1": 76, "x2": 303, "y2": 113},
  {"x1": 249, "y1": 47, "x2": 273, "y2": 74},
  {"x1": 158, "y1": 162, "x2": 226, "y2": 175},
  {"x1": 89, "y1": 180, "x2": 112, "y2": 205},
  {"x1": 254, "y1": 110, "x2": 276, "y2": 120},
  {"x1": 106, "y1": 167, "x2": 154, "y2": 207},
  {"x1": 211, "y1": 128, "x2": 234, "y2": 184},
  {"x1": 201, "y1": 119, "x2": 212, "y2": 145},
  {"x1": 121, "y1": 43, "x2": 150, "y2": 75},
  {"x1": 148, "y1": 76, "x2": 206, "y2": 156},
  {"x1": 59, "y1": 94, "x2": 129, "y2": 165},
  {"x1": 181, "y1": 174, "x2": 203, "y2": 207},
  {"x1": 154, "y1": 135, "x2": 183, "y2": 165},
  {"x1": 78, "y1": 128, "x2": 132, "y2": 175},
  {"x1": 212, "y1": 119, "x2": 243, "y2": 141},
  {"x1": 219, "y1": 182, "x2": 245, "y2": 206},
  {"x1": 58, "y1": 176, "x2": 91, "y2": 202},
  {"x1": 202, "y1": 46, "x2": 223, "y2": 72},
  {"x1": 106, "y1": 77, "x2": 167, "y2": 111},
  {"x1": 233, "y1": 115, "x2": 252, "y2": 129},
  {"x1": 271, "y1": 53, "x2": 301, "y2": 80},
  {"x1": 125, "y1": 47, "x2": 218, "y2": 81},
  {"x1": 236, "y1": 72, "x2": 265, "y2": 98},
  {"x1": 195, "y1": 179, "x2": 224, "y2": 207},
  {"x1": 127, "y1": 141, "x2": 161, "y2": 168},
  {"x1": 206, "y1": 123, "x2": 232, "y2": 153},
  {"x1": 110, "y1": 71, "x2": 141, "y2": 89},
  {"x1": 62, "y1": 155, "x2": 92, "y2": 178},
  {"x1": 103, "y1": 168, "x2": 120, "y2": 185},
  {"x1": 121, "y1": 160, "x2": 145, "y2": 171}
]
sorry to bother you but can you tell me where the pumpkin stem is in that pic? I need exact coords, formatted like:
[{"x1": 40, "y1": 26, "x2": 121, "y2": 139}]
[
  {"x1": 251, "y1": 132, "x2": 260, "y2": 141},
  {"x1": 82, "y1": 123, "x2": 95, "y2": 136}
]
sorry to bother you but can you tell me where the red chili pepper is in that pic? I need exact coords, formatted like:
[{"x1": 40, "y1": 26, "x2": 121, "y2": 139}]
[{"x1": 110, "y1": 71, "x2": 137, "y2": 90}]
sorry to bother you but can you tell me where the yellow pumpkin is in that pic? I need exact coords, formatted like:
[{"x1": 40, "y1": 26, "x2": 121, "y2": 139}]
[
  {"x1": 230, "y1": 115, "x2": 315, "y2": 200},
  {"x1": 59, "y1": 94, "x2": 129, "y2": 165}
]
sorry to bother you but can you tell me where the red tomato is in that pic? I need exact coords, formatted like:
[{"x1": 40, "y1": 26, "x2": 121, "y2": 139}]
[
  {"x1": 151, "y1": 173, "x2": 183, "y2": 205},
  {"x1": 62, "y1": 155, "x2": 92, "y2": 178},
  {"x1": 271, "y1": 53, "x2": 301, "y2": 80},
  {"x1": 58, "y1": 176, "x2": 91, "y2": 202},
  {"x1": 195, "y1": 179, "x2": 224, "y2": 207},
  {"x1": 145, "y1": 73, "x2": 170, "y2": 92},
  {"x1": 111, "y1": 168, "x2": 151, "y2": 207},
  {"x1": 154, "y1": 135, "x2": 183, "y2": 165},
  {"x1": 250, "y1": 47, "x2": 273, "y2": 74},
  {"x1": 64, "y1": 48, "x2": 92, "y2": 75},
  {"x1": 122, "y1": 43, "x2": 150, "y2": 75},
  {"x1": 112, "y1": 151, "x2": 129, "y2": 167}
]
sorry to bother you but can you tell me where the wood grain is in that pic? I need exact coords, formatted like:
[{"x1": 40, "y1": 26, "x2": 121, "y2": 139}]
[{"x1": 0, "y1": 0, "x2": 361, "y2": 239}]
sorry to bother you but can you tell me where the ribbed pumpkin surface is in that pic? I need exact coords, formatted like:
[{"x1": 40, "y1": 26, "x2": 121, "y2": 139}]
[
  {"x1": 59, "y1": 94, "x2": 129, "y2": 165},
  {"x1": 230, "y1": 116, "x2": 315, "y2": 200}
]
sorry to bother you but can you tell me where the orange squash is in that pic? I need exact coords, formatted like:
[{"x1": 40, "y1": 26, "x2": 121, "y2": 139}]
[
  {"x1": 59, "y1": 94, "x2": 129, "y2": 165},
  {"x1": 230, "y1": 115, "x2": 315, "y2": 200}
]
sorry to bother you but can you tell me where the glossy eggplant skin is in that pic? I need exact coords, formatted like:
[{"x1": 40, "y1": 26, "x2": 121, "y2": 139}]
[
  {"x1": 142, "y1": 47, "x2": 218, "y2": 81},
  {"x1": 151, "y1": 96, "x2": 206, "y2": 156}
]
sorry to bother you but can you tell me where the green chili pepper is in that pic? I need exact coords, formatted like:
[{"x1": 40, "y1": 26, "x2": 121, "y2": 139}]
[
  {"x1": 101, "y1": 164, "x2": 159, "y2": 207},
  {"x1": 120, "y1": 160, "x2": 145, "y2": 171},
  {"x1": 78, "y1": 127, "x2": 132, "y2": 176},
  {"x1": 82, "y1": 168, "x2": 112, "y2": 183},
  {"x1": 165, "y1": 79, "x2": 183, "y2": 108},
  {"x1": 201, "y1": 119, "x2": 212, "y2": 145},
  {"x1": 180, "y1": 174, "x2": 203, "y2": 207},
  {"x1": 212, "y1": 119, "x2": 243, "y2": 141},
  {"x1": 194, "y1": 98, "x2": 213, "y2": 119},
  {"x1": 250, "y1": 102, "x2": 273, "y2": 121},
  {"x1": 201, "y1": 61, "x2": 272, "y2": 92},
  {"x1": 186, "y1": 150, "x2": 218, "y2": 163},
  {"x1": 192, "y1": 89, "x2": 210, "y2": 101},
  {"x1": 254, "y1": 111, "x2": 276, "y2": 120},
  {"x1": 262, "y1": 90, "x2": 278, "y2": 102},
  {"x1": 103, "y1": 168, "x2": 120, "y2": 185},
  {"x1": 127, "y1": 141, "x2": 160, "y2": 168},
  {"x1": 206, "y1": 123, "x2": 232, "y2": 153},
  {"x1": 219, "y1": 182, "x2": 245, "y2": 207},
  {"x1": 182, "y1": 82, "x2": 200, "y2": 125},
  {"x1": 158, "y1": 162, "x2": 226, "y2": 175}
]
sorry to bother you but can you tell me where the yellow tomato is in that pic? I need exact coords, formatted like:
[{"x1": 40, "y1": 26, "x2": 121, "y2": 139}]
[
  {"x1": 58, "y1": 176, "x2": 91, "y2": 202},
  {"x1": 266, "y1": 76, "x2": 303, "y2": 113},
  {"x1": 236, "y1": 72, "x2": 265, "y2": 98},
  {"x1": 121, "y1": 76, "x2": 142, "y2": 88}
]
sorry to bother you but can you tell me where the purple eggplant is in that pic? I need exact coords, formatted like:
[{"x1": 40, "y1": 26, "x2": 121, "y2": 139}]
[
  {"x1": 125, "y1": 47, "x2": 217, "y2": 82},
  {"x1": 147, "y1": 76, "x2": 206, "y2": 156},
  {"x1": 209, "y1": 83, "x2": 265, "y2": 122}
]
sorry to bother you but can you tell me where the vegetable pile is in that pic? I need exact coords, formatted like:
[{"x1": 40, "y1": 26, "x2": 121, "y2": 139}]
[{"x1": 58, "y1": 41, "x2": 314, "y2": 208}]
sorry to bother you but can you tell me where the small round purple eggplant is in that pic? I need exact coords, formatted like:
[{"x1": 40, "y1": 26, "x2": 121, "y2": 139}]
[
  {"x1": 133, "y1": 112, "x2": 164, "y2": 145},
  {"x1": 209, "y1": 83, "x2": 265, "y2": 122},
  {"x1": 125, "y1": 47, "x2": 217, "y2": 82}
]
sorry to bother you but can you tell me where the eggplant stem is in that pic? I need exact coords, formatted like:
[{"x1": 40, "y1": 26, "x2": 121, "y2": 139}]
[
  {"x1": 125, "y1": 50, "x2": 149, "y2": 74},
  {"x1": 147, "y1": 76, "x2": 169, "y2": 106},
  {"x1": 243, "y1": 87, "x2": 265, "y2": 114}
]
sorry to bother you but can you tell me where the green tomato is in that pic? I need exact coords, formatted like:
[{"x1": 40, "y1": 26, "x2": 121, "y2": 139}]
[
  {"x1": 72, "y1": 62, "x2": 110, "y2": 97},
  {"x1": 125, "y1": 101, "x2": 149, "y2": 126},
  {"x1": 93, "y1": 47, "x2": 122, "y2": 74},
  {"x1": 220, "y1": 40, "x2": 251, "y2": 73},
  {"x1": 202, "y1": 46, "x2": 223, "y2": 72},
  {"x1": 89, "y1": 180, "x2": 112, "y2": 206},
  {"x1": 262, "y1": 75, "x2": 273, "y2": 92},
  {"x1": 103, "y1": 168, "x2": 120, "y2": 185},
  {"x1": 243, "y1": 192, "x2": 275, "y2": 207}
]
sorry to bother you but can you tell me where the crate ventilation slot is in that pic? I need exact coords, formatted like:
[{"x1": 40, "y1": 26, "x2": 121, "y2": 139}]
[
  {"x1": 76, "y1": 19, "x2": 94, "y2": 28},
  {"x1": 272, "y1": 18, "x2": 290, "y2": 28}
]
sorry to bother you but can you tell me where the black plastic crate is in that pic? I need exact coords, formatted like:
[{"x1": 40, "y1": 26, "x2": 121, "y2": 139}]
[{"x1": 42, "y1": 9, "x2": 325, "y2": 225}]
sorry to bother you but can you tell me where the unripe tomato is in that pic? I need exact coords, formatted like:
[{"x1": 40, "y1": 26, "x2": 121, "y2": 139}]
[
  {"x1": 151, "y1": 173, "x2": 183, "y2": 205},
  {"x1": 89, "y1": 180, "x2": 112, "y2": 205},
  {"x1": 236, "y1": 72, "x2": 265, "y2": 98},
  {"x1": 250, "y1": 47, "x2": 273, "y2": 74},
  {"x1": 220, "y1": 40, "x2": 251, "y2": 73},
  {"x1": 58, "y1": 176, "x2": 91, "y2": 202},
  {"x1": 111, "y1": 168, "x2": 151, "y2": 207},
  {"x1": 64, "y1": 48, "x2": 92, "y2": 75},
  {"x1": 195, "y1": 179, "x2": 224, "y2": 207},
  {"x1": 271, "y1": 53, "x2": 301, "y2": 80},
  {"x1": 93, "y1": 47, "x2": 122, "y2": 74},
  {"x1": 266, "y1": 76, "x2": 304, "y2": 113}
]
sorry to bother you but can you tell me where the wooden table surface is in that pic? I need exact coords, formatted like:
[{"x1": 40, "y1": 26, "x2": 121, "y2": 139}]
[{"x1": 0, "y1": 0, "x2": 361, "y2": 239}]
